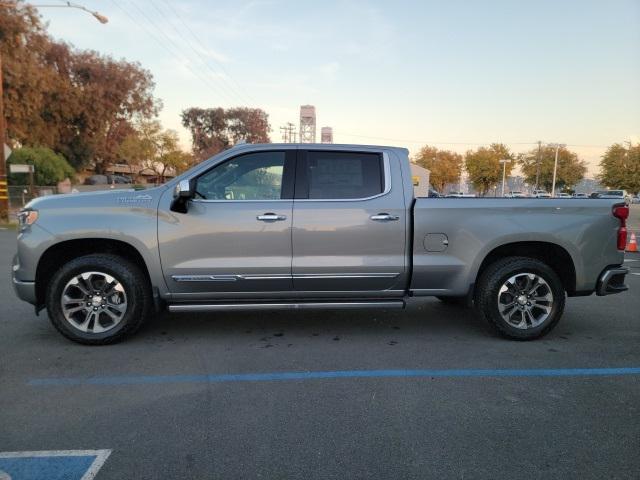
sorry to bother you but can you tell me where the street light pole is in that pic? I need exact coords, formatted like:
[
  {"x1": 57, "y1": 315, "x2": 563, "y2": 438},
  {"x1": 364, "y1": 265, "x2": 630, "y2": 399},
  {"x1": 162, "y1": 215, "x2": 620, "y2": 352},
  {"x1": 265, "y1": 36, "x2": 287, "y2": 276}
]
[
  {"x1": 549, "y1": 143, "x2": 566, "y2": 197},
  {"x1": 0, "y1": 1, "x2": 108, "y2": 220},
  {"x1": 499, "y1": 159, "x2": 511, "y2": 197}
]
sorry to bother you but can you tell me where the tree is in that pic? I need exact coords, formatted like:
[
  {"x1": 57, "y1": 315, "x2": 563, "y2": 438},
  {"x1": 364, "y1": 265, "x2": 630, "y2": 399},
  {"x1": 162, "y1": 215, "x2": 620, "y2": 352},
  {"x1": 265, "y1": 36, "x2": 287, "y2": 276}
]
[
  {"x1": 1, "y1": 4, "x2": 159, "y2": 172},
  {"x1": 118, "y1": 120, "x2": 191, "y2": 184},
  {"x1": 598, "y1": 143, "x2": 640, "y2": 194},
  {"x1": 465, "y1": 144, "x2": 514, "y2": 196},
  {"x1": 7, "y1": 147, "x2": 75, "y2": 185},
  {"x1": 413, "y1": 146, "x2": 463, "y2": 193},
  {"x1": 181, "y1": 107, "x2": 271, "y2": 161},
  {"x1": 519, "y1": 145, "x2": 586, "y2": 192}
]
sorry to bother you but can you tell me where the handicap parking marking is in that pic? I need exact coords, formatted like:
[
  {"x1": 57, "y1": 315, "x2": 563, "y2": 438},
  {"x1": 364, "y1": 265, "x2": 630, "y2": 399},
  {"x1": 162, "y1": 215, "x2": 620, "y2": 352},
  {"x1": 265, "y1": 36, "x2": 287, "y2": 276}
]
[{"x1": 0, "y1": 450, "x2": 110, "y2": 480}]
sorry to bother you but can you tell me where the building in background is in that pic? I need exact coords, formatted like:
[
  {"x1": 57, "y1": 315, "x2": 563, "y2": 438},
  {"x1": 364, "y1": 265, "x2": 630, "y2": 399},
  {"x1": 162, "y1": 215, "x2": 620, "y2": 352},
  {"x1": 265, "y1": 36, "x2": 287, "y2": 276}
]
[
  {"x1": 321, "y1": 127, "x2": 333, "y2": 143},
  {"x1": 299, "y1": 105, "x2": 316, "y2": 143},
  {"x1": 410, "y1": 163, "x2": 430, "y2": 197}
]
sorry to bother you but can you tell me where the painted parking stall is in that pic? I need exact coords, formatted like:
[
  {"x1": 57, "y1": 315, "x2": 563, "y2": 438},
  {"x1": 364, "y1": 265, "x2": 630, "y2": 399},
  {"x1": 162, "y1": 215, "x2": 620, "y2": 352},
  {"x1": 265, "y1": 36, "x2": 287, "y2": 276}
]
[{"x1": 0, "y1": 451, "x2": 110, "y2": 480}]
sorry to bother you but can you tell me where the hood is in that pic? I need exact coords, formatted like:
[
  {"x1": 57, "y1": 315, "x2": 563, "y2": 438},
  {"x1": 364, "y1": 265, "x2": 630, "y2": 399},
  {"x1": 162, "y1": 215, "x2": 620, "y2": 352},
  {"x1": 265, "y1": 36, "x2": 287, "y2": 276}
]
[{"x1": 25, "y1": 186, "x2": 167, "y2": 211}]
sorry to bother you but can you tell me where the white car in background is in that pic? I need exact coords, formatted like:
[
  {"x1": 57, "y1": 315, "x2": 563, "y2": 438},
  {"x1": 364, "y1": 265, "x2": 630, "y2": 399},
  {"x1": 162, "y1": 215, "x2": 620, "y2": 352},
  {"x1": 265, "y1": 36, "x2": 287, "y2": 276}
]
[
  {"x1": 504, "y1": 191, "x2": 527, "y2": 198},
  {"x1": 594, "y1": 190, "x2": 631, "y2": 204},
  {"x1": 533, "y1": 190, "x2": 551, "y2": 198},
  {"x1": 573, "y1": 193, "x2": 589, "y2": 198},
  {"x1": 555, "y1": 193, "x2": 572, "y2": 198},
  {"x1": 446, "y1": 191, "x2": 476, "y2": 198}
]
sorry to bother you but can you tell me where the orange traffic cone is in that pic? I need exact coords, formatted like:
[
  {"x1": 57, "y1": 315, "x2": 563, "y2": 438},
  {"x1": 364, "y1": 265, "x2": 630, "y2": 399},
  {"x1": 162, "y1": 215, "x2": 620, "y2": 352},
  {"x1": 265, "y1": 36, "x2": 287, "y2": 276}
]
[{"x1": 627, "y1": 232, "x2": 638, "y2": 252}]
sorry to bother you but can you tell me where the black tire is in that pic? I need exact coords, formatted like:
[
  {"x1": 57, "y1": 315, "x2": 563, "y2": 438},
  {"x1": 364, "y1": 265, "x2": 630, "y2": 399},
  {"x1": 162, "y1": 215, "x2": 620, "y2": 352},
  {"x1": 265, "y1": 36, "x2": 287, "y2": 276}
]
[
  {"x1": 45, "y1": 254, "x2": 151, "y2": 345},
  {"x1": 436, "y1": 296, "x2": 468, "y2": 306},
  {"x1": 475, "y1": 256, "x2": 565, "y2": 340}
]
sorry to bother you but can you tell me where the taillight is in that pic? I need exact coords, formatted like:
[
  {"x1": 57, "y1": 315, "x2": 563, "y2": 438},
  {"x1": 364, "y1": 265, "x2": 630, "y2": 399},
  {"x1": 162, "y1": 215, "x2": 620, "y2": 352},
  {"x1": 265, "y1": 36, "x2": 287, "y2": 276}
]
[{"x1": 613, "y1": 204, "x2": 629, "y2": 250}]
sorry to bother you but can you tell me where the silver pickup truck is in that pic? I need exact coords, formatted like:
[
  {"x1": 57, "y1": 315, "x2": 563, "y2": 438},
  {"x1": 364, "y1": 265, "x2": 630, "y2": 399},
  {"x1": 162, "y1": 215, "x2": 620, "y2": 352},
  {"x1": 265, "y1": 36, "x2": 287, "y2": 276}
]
[{"x1": 12, "y1": 143, "x2": 630, "y2": 344}]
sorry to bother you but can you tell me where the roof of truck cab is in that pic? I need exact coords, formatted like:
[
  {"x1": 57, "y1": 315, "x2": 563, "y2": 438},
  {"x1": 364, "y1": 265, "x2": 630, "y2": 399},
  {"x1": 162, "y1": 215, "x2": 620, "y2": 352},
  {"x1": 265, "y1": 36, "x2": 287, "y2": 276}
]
[{"x1": 229, "y1": 142, "x2": 409, "y2": 154}]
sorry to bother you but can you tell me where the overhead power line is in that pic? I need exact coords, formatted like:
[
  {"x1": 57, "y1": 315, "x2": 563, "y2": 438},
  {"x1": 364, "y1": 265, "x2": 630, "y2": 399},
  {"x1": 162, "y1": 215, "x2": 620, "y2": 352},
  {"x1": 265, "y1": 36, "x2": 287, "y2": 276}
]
[
  {"x1": 147, "y1": 0, "x2": 255, "y2": 106},
  {"x1": 109, "y1": 0, "x2": 238, "y2": 107},
  {"x1": 157, "y1": 0, "x2": 259, "y2": 106},
  {"x1": 332, "y1": 132, "x2": 610, "y2": 149}
]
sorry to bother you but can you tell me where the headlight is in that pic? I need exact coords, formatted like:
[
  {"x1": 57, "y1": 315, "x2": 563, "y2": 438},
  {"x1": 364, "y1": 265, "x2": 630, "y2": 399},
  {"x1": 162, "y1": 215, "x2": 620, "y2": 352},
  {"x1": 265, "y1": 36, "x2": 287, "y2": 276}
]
[{"x1": 17, "y1": 209, "x2": 38, "y2": 228}]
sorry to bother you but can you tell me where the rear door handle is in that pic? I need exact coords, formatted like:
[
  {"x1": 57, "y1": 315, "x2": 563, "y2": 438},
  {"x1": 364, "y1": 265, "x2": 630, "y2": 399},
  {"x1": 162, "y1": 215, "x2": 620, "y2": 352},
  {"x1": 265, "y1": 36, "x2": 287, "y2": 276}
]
[
  {"x1": 370, "y1": 213, "x2": 399, "y2": 221},
  {"x1": 257, "y1": 213, "x2": 287, "y2": 221}
]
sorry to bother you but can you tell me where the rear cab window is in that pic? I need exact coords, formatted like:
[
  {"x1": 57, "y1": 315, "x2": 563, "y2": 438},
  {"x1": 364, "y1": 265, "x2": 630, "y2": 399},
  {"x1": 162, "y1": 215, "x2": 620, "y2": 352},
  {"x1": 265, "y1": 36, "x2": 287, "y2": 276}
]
[{"x1": 296, "y1": 151, "x2": 385, "y2": 200}]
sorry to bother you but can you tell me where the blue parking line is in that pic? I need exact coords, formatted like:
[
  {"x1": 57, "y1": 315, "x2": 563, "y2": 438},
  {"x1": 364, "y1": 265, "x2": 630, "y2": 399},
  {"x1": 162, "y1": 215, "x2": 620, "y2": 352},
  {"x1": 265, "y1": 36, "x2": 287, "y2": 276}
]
[{"x1": 28, "y1": 367, "x2": 640, "y2": 386}]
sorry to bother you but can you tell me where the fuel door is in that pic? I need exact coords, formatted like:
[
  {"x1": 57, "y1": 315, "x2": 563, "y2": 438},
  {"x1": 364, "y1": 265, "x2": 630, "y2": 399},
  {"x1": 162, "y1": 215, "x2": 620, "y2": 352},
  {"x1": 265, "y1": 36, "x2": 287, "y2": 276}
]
[{"x1": 424, "y1": 233, "x2": 449, "y2": 252}]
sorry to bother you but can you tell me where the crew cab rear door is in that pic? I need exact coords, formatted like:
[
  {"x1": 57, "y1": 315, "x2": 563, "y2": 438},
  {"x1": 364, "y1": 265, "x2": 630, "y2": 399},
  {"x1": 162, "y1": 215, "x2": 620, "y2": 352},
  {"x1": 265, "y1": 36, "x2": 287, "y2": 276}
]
[
  {"x1": 291, "y1": 148, "x2": 407, "y2": 294},
  {"x1": 157, "y1": 148, "x2": 296, "y2": 299}
]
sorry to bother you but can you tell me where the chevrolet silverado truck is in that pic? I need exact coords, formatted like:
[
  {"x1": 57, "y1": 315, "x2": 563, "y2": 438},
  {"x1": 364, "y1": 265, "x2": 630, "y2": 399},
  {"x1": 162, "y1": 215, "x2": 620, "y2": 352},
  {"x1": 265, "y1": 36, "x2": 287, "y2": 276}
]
[{"x1": 12, "y1": 143, "x2": 630, "y2": 344}]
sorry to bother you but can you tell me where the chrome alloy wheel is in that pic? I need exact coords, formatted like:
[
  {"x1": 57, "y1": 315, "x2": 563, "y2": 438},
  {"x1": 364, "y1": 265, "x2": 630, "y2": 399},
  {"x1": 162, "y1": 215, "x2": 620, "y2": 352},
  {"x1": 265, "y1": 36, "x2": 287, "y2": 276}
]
[
  {"x1": 60, "y1": 271, "x2": 128, "y2": 333},
  {"x1": 497, "y1": 272, "x2": 553, "y2": 329}
]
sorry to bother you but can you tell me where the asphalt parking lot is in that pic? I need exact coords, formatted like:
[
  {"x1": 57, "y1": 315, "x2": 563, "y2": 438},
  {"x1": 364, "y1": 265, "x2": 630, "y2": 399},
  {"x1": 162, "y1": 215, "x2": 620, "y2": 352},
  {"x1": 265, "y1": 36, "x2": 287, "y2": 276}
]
[{"x1": 1, "y1": 227, "x2": 639, "y2": 479}]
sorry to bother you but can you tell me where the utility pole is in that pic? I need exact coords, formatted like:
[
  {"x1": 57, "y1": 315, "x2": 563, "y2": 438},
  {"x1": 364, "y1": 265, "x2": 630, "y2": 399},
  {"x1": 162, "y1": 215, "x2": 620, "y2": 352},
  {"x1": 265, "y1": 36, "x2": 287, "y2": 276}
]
[
  {"x1": 549, "y1": 143, "x2": 565, "y2": 197},
  {"x1": 279, "y1": 122, "x2": 296, "y2": 143},
  {"x1": 499, "y1": 159, "x2": 511, "y2": 197},
  {"x1": 0, "y1": 51, "x2": 8, "y2": 220},
  {"x1": 535, "y1": 140, "x2": 542, "y2": 190}
]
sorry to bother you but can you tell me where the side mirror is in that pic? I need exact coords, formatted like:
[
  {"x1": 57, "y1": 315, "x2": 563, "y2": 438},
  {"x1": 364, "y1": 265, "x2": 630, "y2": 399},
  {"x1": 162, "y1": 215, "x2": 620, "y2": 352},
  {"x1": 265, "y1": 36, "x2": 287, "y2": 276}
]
[{"x1": 170, "y1": 180, "x2": 193, "y2": 213}]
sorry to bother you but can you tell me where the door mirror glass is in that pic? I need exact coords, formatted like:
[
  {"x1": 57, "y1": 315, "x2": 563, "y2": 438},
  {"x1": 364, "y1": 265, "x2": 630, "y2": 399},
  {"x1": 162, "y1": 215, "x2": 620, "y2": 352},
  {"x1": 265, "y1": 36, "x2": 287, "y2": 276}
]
[{"x1": 174, "y1": 179, "x2": 193, "y2": 199}]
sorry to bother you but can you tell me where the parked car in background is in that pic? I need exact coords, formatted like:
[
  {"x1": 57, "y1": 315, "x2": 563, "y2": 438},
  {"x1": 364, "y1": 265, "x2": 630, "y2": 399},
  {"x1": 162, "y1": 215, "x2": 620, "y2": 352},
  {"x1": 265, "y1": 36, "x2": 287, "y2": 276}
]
[
  {"x1": 555, "y1": 193, "x2": 572, "y2": 198},
  {"x1": 532, "y1": 190, "x2": 551, "y2": 198},
  {"x1": 572, "y1": 193, "x2": 589, "y2": 198},
  {"x1": 84, "y1": 174, "x2": 133, "y2": 185},
  {"x1": 505, "y1": 191, "x2": 527, "y2": 198},
  {"x1": 428, "y1": 188, "x2": 441, "y2": 198},
  {"x1": 593, "y1": 190, "x2": 631, "y2": 204},
  {"x1": 13, "y1": 143, "x2": 630, "y2": 345},
  {"x1": 631, "y1": 195, "x2": 640, "y2": 204},
  {"x1": 447, "y1": 191, "x2": 476, "y2": 198}
]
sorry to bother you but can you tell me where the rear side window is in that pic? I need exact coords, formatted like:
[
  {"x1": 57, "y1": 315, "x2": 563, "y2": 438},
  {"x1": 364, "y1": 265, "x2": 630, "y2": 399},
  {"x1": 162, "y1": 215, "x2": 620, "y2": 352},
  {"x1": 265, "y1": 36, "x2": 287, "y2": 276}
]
[{"x1": 298, "y1": 151, "x2": 384, "y2": 199}]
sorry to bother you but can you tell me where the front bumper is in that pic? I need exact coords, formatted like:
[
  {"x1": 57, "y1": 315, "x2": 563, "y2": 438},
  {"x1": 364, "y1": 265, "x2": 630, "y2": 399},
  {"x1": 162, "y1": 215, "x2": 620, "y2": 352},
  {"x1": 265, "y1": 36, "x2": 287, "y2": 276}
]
[
  {"x1": 12, "y1": 254, "x2": 37, "y2": 305},
  {"x1": 596, "y1": 266, "x2": 629, "y2": 296}
]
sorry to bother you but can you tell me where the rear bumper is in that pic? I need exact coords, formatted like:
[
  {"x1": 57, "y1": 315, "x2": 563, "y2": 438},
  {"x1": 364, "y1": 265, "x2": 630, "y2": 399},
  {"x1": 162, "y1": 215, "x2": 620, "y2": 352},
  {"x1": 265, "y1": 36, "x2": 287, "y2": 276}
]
[{"x1": 596, "y1": 267, "x2": 629, "y2": 296}]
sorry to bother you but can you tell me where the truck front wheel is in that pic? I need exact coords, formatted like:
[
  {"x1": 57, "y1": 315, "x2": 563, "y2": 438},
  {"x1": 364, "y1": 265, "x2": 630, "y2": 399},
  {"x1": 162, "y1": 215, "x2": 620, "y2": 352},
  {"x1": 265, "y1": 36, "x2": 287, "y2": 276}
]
[
  {"x1": 45, "y1": 254, "x2": 151, "y2": 345},
  {"x1": 475, "y1": 257, "x2": 565, "y2": 340}
]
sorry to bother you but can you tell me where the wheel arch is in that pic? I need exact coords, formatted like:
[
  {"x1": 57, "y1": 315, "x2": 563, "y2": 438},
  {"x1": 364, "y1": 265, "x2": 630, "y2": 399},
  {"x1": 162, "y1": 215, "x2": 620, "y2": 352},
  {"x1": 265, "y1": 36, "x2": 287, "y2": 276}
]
[
  {"x1": 474, "y1": 241, "x2": 577, "y2": 296},
  {"x1": 35, "y1": 238, "x2": 152, "y2": 308}
]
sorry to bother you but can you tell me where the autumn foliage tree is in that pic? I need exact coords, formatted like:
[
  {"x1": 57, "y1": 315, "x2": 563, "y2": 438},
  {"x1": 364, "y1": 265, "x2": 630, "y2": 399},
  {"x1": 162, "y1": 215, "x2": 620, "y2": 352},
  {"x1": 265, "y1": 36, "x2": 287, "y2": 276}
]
[
  {"x1": 118, "y1": 120, "x2": 192, "y2": 183},
  {"x1": 598, "y1": 143, "x2": 640, "y2": 194},
  {"x1": 413, "y1": 146, "x2": 463, "y2": 194},
  {"x1": 181, "y1": 107, "x2": 271, "y2": 161},
  {"x1": 1, "y1": 2, "x2": 158, "y2": 173},
  {"x1": 519, "y1": 145, "x2": 586, "y2": 192},
  {"x1": 465, "y1": 144, "x2": 514, "y2": 196}
]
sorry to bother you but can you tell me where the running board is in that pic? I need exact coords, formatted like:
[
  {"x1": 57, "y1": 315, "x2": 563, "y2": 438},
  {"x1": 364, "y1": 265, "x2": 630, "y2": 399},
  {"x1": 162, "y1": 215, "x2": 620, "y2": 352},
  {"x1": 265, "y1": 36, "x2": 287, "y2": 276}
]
[{"x1": 168, "y1": 300, "x2": 405, "y2": 313}]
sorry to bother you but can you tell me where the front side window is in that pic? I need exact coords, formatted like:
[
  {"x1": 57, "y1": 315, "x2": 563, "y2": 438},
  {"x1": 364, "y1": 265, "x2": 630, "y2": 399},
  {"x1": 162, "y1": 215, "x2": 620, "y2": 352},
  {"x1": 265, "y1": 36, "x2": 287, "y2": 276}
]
[
  {"x1": 195, "y1": 151, "x2": 285, "y2": 200},
  {"x1": 302, "y1": 151, "x2": 384, "y2": 199}
]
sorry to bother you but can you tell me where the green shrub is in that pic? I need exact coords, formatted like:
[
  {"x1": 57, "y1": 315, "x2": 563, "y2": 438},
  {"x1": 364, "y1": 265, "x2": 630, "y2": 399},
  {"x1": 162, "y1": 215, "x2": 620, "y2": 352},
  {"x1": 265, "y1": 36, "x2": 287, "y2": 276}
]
[{"x1": 7, "y1": 147, "x2": 75, "y2": 186}]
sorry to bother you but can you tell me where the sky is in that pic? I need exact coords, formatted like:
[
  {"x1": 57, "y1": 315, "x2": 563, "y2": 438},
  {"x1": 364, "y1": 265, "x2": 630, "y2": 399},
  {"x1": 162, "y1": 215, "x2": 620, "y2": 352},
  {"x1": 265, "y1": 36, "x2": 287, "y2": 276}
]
[{"x1": 37, "y1": 0, "x2": 640, "y2": 175}]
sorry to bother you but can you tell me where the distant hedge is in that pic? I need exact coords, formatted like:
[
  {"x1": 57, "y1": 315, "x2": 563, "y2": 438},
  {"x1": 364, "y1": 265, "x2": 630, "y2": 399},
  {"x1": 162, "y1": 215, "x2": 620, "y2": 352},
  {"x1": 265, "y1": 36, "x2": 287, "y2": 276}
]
[{"x1": 7, "y1": 147, "x2": 75, "y2": 186}]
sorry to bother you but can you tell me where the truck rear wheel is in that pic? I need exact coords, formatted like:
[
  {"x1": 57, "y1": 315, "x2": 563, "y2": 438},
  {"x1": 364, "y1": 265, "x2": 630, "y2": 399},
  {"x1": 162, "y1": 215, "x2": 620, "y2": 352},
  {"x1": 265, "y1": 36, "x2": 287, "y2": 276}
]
[
  {"x1": 45, "y1": 254, "x2": 151, "y2": 345},
  {"x1": 475, "y1": 256, "x2": 565, "y2": 340}
]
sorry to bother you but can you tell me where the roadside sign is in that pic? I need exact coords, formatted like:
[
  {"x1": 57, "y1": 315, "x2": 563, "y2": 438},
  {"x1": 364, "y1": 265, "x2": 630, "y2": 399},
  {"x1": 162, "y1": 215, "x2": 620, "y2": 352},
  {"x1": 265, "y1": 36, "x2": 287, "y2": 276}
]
[
  {"x1": 3, "y1": 144, "x2": 10, "y2": 160},
  {"x1": 9, "y1": 164, "x2": 33, "y2": 174}
]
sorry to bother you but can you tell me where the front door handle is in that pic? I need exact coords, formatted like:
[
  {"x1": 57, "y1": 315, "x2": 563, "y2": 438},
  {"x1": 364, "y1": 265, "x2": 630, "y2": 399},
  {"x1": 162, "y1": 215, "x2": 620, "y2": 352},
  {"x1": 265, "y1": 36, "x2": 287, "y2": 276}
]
[
  {"x1": 257, "y1": 213, "x2": 287, "y2": 221},
  {"x1": 370, "y1": 213, "x2": 399, "y2": 221}
]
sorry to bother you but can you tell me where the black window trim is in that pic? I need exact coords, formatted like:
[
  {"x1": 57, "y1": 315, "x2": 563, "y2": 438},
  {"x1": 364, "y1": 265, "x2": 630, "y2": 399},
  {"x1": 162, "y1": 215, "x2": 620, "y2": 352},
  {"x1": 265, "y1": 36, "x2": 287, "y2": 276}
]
[
  {"x1": 190, "y1": 149, "x2": 297, "y2": 202},
  {"x1": 294, "y1": 149, "x2": 390, "y2": 201}
]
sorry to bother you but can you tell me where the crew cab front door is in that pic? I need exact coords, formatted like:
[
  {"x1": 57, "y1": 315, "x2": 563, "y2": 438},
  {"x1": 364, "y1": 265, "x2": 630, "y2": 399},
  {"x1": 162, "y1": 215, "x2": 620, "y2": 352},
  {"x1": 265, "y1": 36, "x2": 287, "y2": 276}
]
[{"x1": 158, "y1": 149, "x2": 296, "y2": 300}]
